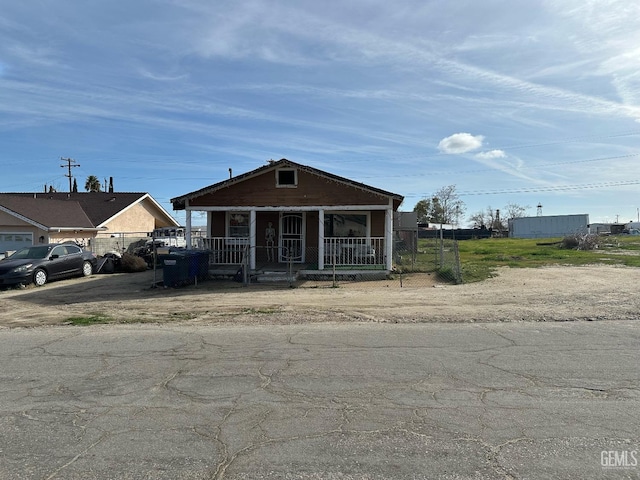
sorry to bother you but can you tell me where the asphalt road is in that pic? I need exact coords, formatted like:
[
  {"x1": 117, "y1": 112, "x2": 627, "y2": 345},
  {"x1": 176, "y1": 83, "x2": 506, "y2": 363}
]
[{"x1": 1, "y1": 321, "x2": 638, "y2": 479}]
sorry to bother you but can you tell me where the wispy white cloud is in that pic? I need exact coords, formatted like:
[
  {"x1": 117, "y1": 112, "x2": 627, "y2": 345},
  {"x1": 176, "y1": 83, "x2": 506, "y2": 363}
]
[
  {"x1": 438, "y1": 133, "x2": 484, "y2": 154},
  {"x1": 1, "y1": 0, "x2": 639, "y2": 222},
  {"x1": 476, "y1": 150, "x2": 506, "y2": 160},
  {"x1": 136, "y1": 67, "x2": 189, "y2": 82},
  {"x1": 6, "y1": 45, "x2": 61, "y2": 68}
]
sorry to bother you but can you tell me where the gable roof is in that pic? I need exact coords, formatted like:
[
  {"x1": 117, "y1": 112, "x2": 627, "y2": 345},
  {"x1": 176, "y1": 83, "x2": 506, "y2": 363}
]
[
  {"x1": 0, "y1": 192, "x2": 179, "y2": 229},
  {"x1": 171, "y1": 158, "x2": 404, "y2": 210},
  {"x1": 0, "y1": 195, "x2": 96, "y2": 230}
]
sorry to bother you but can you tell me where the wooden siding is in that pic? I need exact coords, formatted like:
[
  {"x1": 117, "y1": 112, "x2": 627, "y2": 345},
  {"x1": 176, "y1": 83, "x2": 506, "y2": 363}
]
[
  {"x1": 189, "y1": 168, "x2": 390, "y2": 208},
  {"x1": 208, "y1": 211, "x2": 382, "y2": 249},
  {"x1": 210, "y1": 212, "x2": 226, "y2": 237},
  {"x1": 370, "y1": 210, "x2": 386, "y2": 237}
]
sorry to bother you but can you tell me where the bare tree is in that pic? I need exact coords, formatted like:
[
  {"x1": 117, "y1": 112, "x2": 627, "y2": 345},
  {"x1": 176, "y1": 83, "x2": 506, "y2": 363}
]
[
  {"x1": 468, "y1": 203, "x2": 530, "y2": 230},
  {"x1": 467, "y1": 206, "x2": 495, "y2": 228},
  {"x1": 504, "y1": 203, "x2": 529, "y2": 221},
  {"x1": 413, "y1": 186, "x2": 466, "y2": 226},
  {"x1": 431, "y1": 185, "x2": 466, "y2": 225}
]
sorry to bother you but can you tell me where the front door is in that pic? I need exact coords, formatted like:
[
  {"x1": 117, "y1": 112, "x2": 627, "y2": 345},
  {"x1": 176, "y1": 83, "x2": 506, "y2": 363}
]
[{"x1": 279, "y1": 213, "x2": 305, "y2": 263}]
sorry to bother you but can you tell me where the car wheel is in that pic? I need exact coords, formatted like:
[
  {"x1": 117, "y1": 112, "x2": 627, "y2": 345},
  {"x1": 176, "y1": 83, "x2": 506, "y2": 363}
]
[
  {"x1": 33, "y1": 268, "x2": 48, "y2": 287},
  {"x1": 82, "y1": 260, "x2": 93, "y2": 277}
]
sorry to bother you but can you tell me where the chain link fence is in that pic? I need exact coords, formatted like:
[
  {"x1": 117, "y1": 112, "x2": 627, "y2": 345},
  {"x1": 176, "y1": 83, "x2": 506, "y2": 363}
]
[
  {"x1": 89, "y1": 233, "x2": 151, "y2": 256},
  {"x1": 393, "y1": 237, "x2": 462, "y2": 286},
  {"x1": 167, "y1": 236, "x2": 463, "y2": 289},
  {"x1": 96, "y1": 231, "x2": 463, "y2": 289}
]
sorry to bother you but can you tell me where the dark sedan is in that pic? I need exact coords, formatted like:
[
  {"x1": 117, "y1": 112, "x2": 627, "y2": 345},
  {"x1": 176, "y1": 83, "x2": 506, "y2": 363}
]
[{"x1": 0, "y1": 243, "x2": 97, "y2": 287}]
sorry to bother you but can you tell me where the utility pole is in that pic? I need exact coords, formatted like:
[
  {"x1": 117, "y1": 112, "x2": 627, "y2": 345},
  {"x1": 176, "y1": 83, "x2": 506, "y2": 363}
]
[{"x1": 60, "y1": 157, "x2": 80, "y2": 193}]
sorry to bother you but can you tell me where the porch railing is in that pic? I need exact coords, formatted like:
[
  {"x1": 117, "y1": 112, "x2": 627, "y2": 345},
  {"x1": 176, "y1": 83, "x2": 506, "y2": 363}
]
[
  {"x1": 201, "y1": 236, "x2": 385, "y2": 268},
  {"x1": 202, "y1": 237, "x2": 249, "y2": 265},
  {"x1": 324, "y1": 237, "x2": 384, "y2": 267}
]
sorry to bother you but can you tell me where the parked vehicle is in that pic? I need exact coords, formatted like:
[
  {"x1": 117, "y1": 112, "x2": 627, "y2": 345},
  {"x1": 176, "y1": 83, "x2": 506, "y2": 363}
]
[
  {"x1": 0, "y1": 243, "x2": 97, "y2": 287},
  {"x1": 149, "y1": 227, "x2": 187, "y2": 248}
]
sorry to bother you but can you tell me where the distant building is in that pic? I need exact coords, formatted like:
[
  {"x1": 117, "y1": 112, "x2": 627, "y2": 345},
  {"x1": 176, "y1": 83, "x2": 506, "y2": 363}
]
[
  {"x1": 508, "y1": 214, "x2": 589, "y2": 239},
  {"x1": 0, "y1": 192, "x2": 179, "y2": 255},
  {"x1": 588, "y1": 223, "x2": 613, "y2": 235}
]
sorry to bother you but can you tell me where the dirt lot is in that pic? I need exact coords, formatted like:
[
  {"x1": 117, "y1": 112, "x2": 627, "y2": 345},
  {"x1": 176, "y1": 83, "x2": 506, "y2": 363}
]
[{"x1": 1, "y1": 265, "x2": 639, "y2": 328}]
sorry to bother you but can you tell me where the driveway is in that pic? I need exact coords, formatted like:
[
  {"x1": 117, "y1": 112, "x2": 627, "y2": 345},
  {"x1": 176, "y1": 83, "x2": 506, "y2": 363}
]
[
  {"x1": 1, "y1": 265, "x2": 640, "y2": 327},
  {"x1": 1, "y1": 321, "x2": 638, "y2": 479}
]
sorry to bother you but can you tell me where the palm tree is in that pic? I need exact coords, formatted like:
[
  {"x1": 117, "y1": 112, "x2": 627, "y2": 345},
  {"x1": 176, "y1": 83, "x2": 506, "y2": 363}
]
[{"x1": 84, "y1": 175, "x2": 101, "y2": 192}]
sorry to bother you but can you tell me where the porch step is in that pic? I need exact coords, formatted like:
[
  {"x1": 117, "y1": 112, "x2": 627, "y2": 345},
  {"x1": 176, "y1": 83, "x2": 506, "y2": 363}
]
[{"x1": 255, "y1": 271, "x2": 298, "y2": 283}]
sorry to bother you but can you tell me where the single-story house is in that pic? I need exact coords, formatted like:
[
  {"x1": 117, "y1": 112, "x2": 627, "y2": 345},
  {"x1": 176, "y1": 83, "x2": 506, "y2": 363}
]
[
  {"x1": 171, "y1": 159, "x2": 404, "y2": 277},
  {"x1": 0, "y1": 192, "x2": 180, "y2": 255}
]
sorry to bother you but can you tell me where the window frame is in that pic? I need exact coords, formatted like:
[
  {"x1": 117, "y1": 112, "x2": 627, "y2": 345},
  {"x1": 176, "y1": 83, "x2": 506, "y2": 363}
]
[
  {"x1": 276, "y1": 168, "x2": 298, "y2": 188},
  {"x1": 226, "y1": 211, "x2": 250, "y2": 240},
  {"x1": 323, "y1": 211, "x2": 370, "y2": 238}
]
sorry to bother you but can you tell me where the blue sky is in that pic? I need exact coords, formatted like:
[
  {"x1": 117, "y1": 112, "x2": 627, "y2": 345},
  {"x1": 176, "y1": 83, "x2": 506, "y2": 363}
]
[{"x1": 1, "y1": 0, "x2": 639, "y2": 226}]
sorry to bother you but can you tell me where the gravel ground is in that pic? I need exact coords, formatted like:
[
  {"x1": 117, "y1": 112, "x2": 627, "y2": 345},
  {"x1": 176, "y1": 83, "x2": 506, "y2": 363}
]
[{"x1": 1, "y1": 265, "x2": 639, "y2": 328}]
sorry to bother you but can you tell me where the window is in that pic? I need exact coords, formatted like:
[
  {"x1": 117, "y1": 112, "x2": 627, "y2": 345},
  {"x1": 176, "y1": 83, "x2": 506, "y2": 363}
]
[
  {"x1": 324, "y1": 213, "x2": 368, "y2": 237},
  {"x1": 51, "y1": 245, "x2": 67, "y2": 257},
  {"x1": 228, "y1": 212, "x2": 250, "y2": 238},
  {"x1": 65, "y1": 245, "x2": 82, "y2": 255},
  {"x1": 276, "y1": 168, "x2": 297, "y2": 187}
]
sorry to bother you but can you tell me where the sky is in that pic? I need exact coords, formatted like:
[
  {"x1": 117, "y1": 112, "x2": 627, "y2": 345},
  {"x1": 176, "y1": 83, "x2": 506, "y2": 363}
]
[{"x1": 1, "y1": 0, "x2": 640, "y2": 227}]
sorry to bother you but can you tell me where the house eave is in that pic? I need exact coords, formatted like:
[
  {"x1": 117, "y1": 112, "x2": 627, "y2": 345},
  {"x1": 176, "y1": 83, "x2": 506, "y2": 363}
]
[{"x1": 48, "y1": 227, "x2": 107, "y2": 232}]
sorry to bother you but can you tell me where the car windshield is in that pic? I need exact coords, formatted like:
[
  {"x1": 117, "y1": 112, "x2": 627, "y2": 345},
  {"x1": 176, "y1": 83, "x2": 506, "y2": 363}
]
[{"x1": 8, "y1": 246, "x2": 52, "y2": 260}]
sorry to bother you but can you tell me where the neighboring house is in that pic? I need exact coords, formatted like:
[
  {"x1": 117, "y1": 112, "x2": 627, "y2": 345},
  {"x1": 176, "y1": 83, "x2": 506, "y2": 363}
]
[
  {"x1": 171, "y1": 159, "x2": 404, "y2": 276},
  {"x1": 508, "y1": 214, "x2": 589, "y2": 239},
  {"x1": 0, "y1": 192, "x2": 180, "y2": 255}
]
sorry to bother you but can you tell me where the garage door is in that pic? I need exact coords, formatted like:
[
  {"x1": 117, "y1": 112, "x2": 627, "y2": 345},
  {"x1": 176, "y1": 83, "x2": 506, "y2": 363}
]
[{"x1": 0, "y1": 233, "x2": 33, "y2": 255}]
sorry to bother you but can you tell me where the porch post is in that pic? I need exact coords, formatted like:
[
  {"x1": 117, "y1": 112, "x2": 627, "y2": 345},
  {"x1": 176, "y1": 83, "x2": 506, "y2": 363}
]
[
  {"x1": 185, "y1": 203, "x2": 192, "y2": 249},
  {"x1": 249, "y1": 209, "x2": 256, "y2": 270},
  {"x1": 318, "y1": 209, "x2": 325, "y2": 270},
  {"x1": 385, "y1": 207, "x2": 393, "y2": 270}
]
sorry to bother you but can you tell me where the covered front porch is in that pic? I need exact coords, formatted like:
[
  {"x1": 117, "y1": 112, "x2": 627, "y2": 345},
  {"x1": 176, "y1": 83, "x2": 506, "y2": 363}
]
[{"x1": 184, "y1": 207, "x2": 395, "y2": 277}]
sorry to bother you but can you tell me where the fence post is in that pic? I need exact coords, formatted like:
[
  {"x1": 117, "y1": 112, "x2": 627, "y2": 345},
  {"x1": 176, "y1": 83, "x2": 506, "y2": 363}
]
[
  {"x1": 453, "y1": 240, "x2": 462, "y2": 284},
  {"x1": 439, "y1": 226, "x2": 444, "y2": 267},
  {"x1": 332, "y1": 247, "x2": 337, "y2": 287},
  {"x1": 243, "y1": 245, "x2": 249, "y2": 285}
]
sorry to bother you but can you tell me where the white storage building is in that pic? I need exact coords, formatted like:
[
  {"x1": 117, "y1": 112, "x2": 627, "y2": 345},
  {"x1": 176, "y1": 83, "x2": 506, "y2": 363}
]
[{"x1": 508, "y1": 214, "x2": 589, "y2": 239}]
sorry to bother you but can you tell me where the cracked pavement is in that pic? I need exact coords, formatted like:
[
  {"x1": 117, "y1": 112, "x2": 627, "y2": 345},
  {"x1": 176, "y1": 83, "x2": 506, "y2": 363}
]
[{"x1": 1, "y1": 321, "x2": 639, "y2": 479}]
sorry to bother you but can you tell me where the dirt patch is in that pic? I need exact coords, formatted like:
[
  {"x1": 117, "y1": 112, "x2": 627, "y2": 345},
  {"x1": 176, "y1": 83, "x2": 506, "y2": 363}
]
[{"x1": 1, "y1": 265, "x2": 639, "y2": 328}]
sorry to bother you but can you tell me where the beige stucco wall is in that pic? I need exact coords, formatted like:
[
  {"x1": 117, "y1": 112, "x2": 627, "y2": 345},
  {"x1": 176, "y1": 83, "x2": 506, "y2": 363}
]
[
  {"x1": 0, "y1": 210, "x2": 36, "y2": 228},
  {"x1": 99, "y1": 202, "x2": 156, "y2": 236},
  {"x1": 97, "y1": 200, "x2": 178, "y2": 237},
  {"x1": 0, "y1": 211, "x2": 45, "y2": 243}
]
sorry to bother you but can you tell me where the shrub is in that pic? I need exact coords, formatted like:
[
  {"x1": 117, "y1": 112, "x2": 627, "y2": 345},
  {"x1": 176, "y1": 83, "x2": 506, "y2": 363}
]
[
  {"x1": 561, "y1": 233, "x2": 600, "y2": 251},
  {"x1": 120, "y1": 253, "x2": 148, "y2": 272},
  {"x1": 435, "y1": 266, "x2": 460, "y2": 284}
]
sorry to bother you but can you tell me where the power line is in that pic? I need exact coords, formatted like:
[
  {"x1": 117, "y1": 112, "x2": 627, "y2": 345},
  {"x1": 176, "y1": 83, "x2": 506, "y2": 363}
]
[
  {"x1": 60, "y1": 157, "x2": 80, "y2": 193},
  {"x1": 356, "y1": 152, "x2": 640, "y2": 180},
  {"x1": 456, "y1": 180, "x2": 640, "y2": 197}
]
